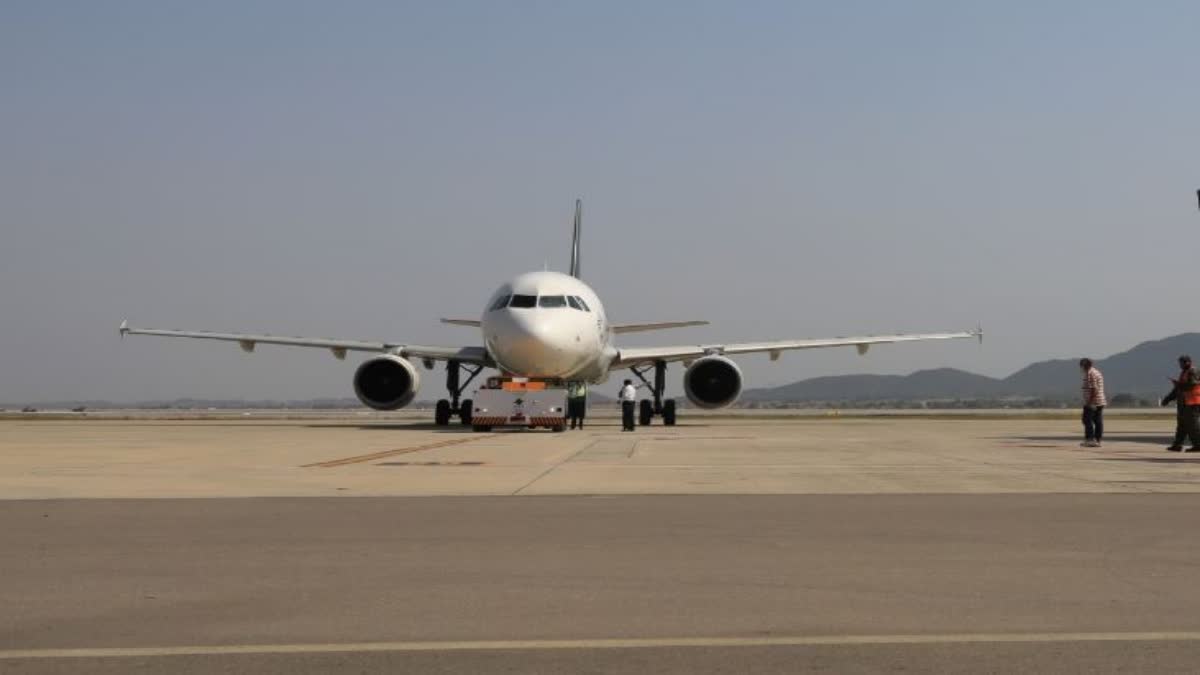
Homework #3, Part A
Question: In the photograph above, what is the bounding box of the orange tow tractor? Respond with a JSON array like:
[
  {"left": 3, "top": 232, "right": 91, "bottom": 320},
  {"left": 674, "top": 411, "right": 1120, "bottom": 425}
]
[{"left": 470, "top": 377, "right": 569, "bottom": 432}]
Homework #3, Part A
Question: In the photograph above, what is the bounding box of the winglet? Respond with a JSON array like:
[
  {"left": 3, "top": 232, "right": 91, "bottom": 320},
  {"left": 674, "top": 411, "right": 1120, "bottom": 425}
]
[
  {"left": 975, "top": 324, "right": 984, "bottom": 344},
  {"left": 119, "top": 320, "right": 129, "bottom": 338}
]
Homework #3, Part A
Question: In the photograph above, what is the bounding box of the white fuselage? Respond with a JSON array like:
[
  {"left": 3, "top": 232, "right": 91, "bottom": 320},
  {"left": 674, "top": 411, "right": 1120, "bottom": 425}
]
[{"left": 480, "top": 271, "right": 615, "bottom": 382}]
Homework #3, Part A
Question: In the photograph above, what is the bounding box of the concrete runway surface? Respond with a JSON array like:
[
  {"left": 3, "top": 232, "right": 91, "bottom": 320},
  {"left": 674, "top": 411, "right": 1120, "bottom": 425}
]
[{"left": 3, "top": 414, "right": 1200, "bottom": 673}]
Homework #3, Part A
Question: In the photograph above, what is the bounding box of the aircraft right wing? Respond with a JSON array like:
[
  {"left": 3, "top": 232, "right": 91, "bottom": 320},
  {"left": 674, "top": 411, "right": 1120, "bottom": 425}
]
[
  {"left": 119, "top": 321, "right": 492, "bottom": 365},
  {"left": 613, "top": 329, "right": 982, "bottom": 369}
]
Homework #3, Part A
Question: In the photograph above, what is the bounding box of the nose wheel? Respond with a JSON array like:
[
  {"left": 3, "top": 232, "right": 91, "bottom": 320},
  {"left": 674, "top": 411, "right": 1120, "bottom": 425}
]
[
  {"left": 435, "top": 360, "right": 483, "bottom": 426},
  {"left": 630, "top": 360, "right": 677, "bottom": 426}
]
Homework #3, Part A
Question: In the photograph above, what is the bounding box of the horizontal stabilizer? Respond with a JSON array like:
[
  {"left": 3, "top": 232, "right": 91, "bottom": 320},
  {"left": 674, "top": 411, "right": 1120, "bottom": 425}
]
[
  {"left": 612, "top": 321, "right": 709, "bottom": 335},
  {"left": 440, "top": 319, "right": 482, "bottom": 328}
]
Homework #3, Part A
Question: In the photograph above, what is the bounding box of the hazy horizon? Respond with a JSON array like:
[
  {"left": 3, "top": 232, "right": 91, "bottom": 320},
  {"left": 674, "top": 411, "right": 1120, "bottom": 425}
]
[{"left": 3, "top": 2, "right": 1198, "bottom": 402}]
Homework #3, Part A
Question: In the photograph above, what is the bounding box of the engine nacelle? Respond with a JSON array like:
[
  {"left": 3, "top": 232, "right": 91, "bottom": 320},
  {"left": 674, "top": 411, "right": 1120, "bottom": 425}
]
[
  {"left": 353, "top": 355, "right": 421, "bottom": 410},
  {"left": 683, "top": 355, "right": 743, "bottom": 409}
]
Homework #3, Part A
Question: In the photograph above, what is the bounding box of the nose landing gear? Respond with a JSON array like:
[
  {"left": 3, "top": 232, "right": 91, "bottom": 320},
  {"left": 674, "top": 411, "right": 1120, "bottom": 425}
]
[
  {"left": 435, "top": 360, "right": 484, "bottom": 426},
  {"left": 630, "top": 360, "right": 677, "bottom": 426}
]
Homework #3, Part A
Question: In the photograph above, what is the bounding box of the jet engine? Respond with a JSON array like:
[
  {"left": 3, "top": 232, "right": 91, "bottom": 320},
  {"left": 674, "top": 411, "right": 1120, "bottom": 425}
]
[
  {"left": 683, "top": 355, "right": 743, "bottom": 409},
  {"left": 353, "top": 355, "right": 421, "bottom": 410}
]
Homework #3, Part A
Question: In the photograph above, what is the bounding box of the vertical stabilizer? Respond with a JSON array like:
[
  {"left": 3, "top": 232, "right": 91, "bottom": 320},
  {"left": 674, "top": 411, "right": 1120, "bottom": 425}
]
[{"left": 569, "top": 199, "right": 582, "bottom": 278}]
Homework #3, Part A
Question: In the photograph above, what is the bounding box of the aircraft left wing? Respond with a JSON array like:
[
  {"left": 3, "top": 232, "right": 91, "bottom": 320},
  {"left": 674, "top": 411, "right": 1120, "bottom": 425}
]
[
  {"left": 119, "top": 321, "right": 492, "bottom": 365},
  {"left": 613, "top": 329, "right": 982, "bottom": 369}
]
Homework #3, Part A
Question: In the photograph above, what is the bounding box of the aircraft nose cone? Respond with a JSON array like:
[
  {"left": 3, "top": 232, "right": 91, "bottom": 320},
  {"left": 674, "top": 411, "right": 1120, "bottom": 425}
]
[{"left": 497, "top": 312, "right": 578, "bottom": 377}]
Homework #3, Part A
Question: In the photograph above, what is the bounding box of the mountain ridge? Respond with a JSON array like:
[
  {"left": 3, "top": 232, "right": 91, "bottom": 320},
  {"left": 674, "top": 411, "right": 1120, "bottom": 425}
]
[{"left": 741, "top": 332, "right": 1200, "bottom": 403}]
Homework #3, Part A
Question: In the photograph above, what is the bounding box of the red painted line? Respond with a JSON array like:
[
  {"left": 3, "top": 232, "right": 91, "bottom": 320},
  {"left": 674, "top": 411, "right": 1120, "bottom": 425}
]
[{"left": 302, "top": 435, "right": 490, "bottom": 468}]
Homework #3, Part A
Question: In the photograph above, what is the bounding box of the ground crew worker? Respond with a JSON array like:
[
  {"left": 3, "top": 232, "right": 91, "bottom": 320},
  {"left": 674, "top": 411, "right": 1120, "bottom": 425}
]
[
  {"left": 1162, "top": 355, "right": 1200, "bottom": 452},
  {"left": 567, "top": 381, "right": 587, "bottom": 429},
  {"left": 1079, "top": 358, "right": 1106, "bottom": 447},
  {"left": 618, "top": 379, "right": 637, "bottom": 431}
]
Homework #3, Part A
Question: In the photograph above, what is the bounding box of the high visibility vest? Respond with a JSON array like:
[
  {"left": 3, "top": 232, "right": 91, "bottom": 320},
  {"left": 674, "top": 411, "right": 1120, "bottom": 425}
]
[{"left": 1182, "top": 368, "right": 1200, "bottom": 405}]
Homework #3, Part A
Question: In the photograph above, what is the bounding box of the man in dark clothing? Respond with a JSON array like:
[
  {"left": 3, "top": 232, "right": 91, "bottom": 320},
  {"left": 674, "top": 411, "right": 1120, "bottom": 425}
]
[{"left": 1162, "top": 355, "right": 1200, "bottom": 452}]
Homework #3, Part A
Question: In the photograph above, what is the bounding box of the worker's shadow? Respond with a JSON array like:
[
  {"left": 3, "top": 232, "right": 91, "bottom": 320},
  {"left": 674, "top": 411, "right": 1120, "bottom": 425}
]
[
  {"left": 1092, "top": 456, "right": 1200, "bottom": 464},
  {"left": 1000, "top": 433, "right": 1172, "bottom": 446}
]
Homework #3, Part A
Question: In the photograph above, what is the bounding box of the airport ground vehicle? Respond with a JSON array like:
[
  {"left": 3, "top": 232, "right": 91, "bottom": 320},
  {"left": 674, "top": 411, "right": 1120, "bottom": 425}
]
[{"left": 469, "top": 377, "right": 568, "bottom": 432}]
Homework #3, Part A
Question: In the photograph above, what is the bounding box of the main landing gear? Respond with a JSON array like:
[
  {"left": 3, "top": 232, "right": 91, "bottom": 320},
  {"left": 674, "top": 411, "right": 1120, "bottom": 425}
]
[
  {"left": 630, "top": 360, "right": 677, "bottom": 427},
  {"left": 435, "top": 360, "right": 484, "bottom": 427}
]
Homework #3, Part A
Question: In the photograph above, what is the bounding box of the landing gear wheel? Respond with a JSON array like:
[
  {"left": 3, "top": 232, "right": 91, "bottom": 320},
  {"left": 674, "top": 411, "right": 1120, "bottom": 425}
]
[
  {"left": 552, "top": 425, "right": 566, "bottom": 433},
  {"left": 639, "top": 400, "right": 654, "bottom": 427},
  {"left": 663, "top": 399, "right": 677, "bottom": 426},
  {"left": 459, "top": 399, "right": 473, "bottom": 426},
  {"left": 435, "top": 399, "right": 451, "bottom": 426}
]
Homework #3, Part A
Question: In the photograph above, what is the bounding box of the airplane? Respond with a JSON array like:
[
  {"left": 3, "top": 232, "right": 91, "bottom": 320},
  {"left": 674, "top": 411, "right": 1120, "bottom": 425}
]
[{"left": 120, "top": 200, "right": 982, "bottom": 427}]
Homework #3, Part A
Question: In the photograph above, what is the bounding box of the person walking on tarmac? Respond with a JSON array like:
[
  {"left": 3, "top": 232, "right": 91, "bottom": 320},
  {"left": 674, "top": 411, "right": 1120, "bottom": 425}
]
[
  {"left": 618, "top": 379, "right": 638, "bottom": 431},
  {"left": 567, "top": 381, "right": 588, "bottom": 430},
  {"left": 1162, "top": 355, "right": 1200, "bottom": 452},
  {"left": 1079, "top": 358, "right": 1106, "bottom": 447}
]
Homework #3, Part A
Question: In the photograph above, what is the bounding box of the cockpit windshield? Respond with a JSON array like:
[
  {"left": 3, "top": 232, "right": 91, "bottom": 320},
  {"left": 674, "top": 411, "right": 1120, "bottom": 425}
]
[
  {"left": 509, "top": 294, "right": 537, "bottom": 308},
  {"left": 538, "top": 295, "right": 567, "bottom": 308}
]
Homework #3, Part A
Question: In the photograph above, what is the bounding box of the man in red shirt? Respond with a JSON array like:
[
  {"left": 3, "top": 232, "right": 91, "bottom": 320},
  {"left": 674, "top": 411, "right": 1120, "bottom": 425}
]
[{"left": 1080, "top": 358, "right": 1106, "bottom": 448}]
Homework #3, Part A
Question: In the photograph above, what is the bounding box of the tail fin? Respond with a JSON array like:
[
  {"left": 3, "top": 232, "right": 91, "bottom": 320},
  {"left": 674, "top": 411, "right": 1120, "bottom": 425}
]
[{"left": 569, "top": 199, "right": 582, "bottom": 279}]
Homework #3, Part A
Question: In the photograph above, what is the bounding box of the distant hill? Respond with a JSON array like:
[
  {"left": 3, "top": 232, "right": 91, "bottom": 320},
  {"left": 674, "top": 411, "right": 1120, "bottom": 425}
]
[
  {"left": 741, "top": 333, "right": 1200, "bottom": 403},
  {"left": 741, "top": 368, "right": 1003, "bottom": 402},
  {"left": 1003, "top": 333, "right": 1200, "bottom": 398}
]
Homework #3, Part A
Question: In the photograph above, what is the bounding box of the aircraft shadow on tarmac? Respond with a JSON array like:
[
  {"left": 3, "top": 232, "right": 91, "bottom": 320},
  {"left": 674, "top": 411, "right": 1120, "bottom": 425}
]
[
  {"left": 304, "top": 424, "right": 480, "bottom": 433},
  {"left": 301, "top": 423, "right": 702, "bottom": 432}
]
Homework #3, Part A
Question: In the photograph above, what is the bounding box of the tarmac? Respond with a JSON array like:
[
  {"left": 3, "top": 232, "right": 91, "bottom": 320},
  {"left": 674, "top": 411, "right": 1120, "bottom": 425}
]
[{"left": 3, "top": 412, "right": 1200, "bottom": 672}]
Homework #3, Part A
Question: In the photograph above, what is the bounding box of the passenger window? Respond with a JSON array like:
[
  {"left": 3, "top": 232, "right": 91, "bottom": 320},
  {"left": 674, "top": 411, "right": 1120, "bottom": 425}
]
[
  {"left": 574, "top": 296, "right": 591, "bottom": 312},
  {"left": 567, "top": 296, "right": 583, "bottom": 311},
  {"left": 538, "top": 295, "right": 567, "bottom": 308},
  {"left": 510, "top": 294, "right": 537, "bottom": 308},
  {"left": 489, "top": 295, "right": 511, "bottom": 311}
]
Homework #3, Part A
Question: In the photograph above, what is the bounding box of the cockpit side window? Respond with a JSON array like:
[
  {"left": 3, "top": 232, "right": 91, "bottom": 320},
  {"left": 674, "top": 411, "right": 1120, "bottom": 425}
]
[
  {"left": 567, "top": 296, "right": 583, "bottom": 311},
  {"left": 538, "top": 295, "right": 567, "bottom": 308},
  {"left": 489, "top": 294, "right": 511, "bottom": 311},
  {"left": 509, "top": 294, "right": 537, "bottom": 308},
  {"left": 574, "top": 296, "right": 591, "bottom": 312}
]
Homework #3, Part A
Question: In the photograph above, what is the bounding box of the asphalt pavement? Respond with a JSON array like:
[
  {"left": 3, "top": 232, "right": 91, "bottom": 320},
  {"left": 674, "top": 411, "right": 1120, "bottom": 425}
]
[{"left": 4, "top": 493, "right": 1200, "bottom": 673}]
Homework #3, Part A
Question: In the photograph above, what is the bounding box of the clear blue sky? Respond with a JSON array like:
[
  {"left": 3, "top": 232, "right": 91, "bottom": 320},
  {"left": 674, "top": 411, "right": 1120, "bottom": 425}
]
[{"left": 2, "top": 1, "right": 1198, "bottom": 401}]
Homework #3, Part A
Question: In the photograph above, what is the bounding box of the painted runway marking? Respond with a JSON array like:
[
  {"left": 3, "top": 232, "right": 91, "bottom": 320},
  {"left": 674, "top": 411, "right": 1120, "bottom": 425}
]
[
  {"left": 302, "top": 435, "right": 490, "bottom": 468},
  {"left": 8, "top": 631, "right": 1200, "bottom": 660}
]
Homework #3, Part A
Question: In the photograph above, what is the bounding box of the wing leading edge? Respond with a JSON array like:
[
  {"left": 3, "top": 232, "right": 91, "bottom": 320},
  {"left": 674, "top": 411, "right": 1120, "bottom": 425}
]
[
  {"left": 614, "top": 329, "right": 982, "bottom": 369},
  {"left": 611, "top": 320, "right": 709, "bottom": 334},
  {"left": 118, "top": 321, "right": 491, "bottom": 365}
]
